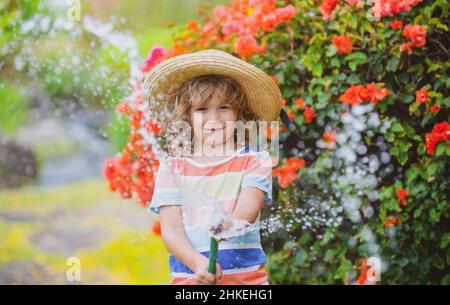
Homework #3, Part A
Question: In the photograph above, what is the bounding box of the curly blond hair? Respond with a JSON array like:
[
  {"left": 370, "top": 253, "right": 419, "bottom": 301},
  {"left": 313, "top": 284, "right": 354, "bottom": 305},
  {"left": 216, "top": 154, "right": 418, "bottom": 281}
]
[{"left": 161, "top": 75, "right": 260, "bottom": 155}]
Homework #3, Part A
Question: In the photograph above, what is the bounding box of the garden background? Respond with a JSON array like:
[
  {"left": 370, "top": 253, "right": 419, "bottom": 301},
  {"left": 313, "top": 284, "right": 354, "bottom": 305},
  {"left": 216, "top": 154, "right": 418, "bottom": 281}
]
[{"left": 0, "top": 0, "right": 448, "bottom": 284}]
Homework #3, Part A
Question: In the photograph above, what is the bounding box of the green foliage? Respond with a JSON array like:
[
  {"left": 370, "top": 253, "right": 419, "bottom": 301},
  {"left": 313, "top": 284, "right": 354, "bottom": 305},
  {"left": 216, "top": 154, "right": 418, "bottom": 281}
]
[
  {"left": 255, "top": 0, "right": 449, "bottom": 284},
  {"left": 0, "top": 83, "right": 29, "bottom": 135}
]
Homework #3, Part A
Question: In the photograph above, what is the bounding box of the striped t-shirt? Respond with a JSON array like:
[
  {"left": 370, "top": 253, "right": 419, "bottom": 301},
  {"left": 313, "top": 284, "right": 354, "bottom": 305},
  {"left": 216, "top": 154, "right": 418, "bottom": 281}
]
[{"left": 149, "top": 146, "right": 273, "bottom": 285}]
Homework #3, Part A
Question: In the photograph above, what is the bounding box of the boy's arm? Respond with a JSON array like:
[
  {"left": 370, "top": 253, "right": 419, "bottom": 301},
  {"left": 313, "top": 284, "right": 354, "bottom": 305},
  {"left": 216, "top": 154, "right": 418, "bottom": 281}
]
[
  {"left": 159, "top": 205, "right": 223, "bottom": 284},
  {"left": 230, "top": 187, "right": 266, "bottom": 224},
  {"left": 159, "top": 205, "right": 206, "bottom": 272}
]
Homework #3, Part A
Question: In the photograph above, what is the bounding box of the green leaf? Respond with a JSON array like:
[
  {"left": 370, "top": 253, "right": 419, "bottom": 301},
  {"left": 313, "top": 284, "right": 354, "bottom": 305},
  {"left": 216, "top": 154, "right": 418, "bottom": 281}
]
[
  {"left": 316, "top": 92, "right": 329, "bottom": 109},
  {"left": 335, "top": 259, "right": 352, "bottom": 280},
  {"left": 294, "top": 249, "right": 308, "bottom": 266},
  {"left": 435, "top": 143, "right": 446, "bottom": 157},
  {"left": 331, "top": 57, "right": 341, "bottom": 67},
  {"left": 326, "top": 45, "right": 337, "bottom": 57},
  {"left": 312, "top": 63, "right": 323, "bottom": 77},
  {"left": 275, "top": 72, "right": 285, "bottom": 84},
  {"left": 404, "top": 95, "right": 414, "bottom": 104},
  {"left": 345, "top": 52, "right": 367, "bottom": 63},
  {"left": 387, "top": 57, "right": 400, "bottom": 72},
  {"left": 324, "top": 249, "right": 336, "bottom": 262},
  {"left": 429, "top": 209, "right": 440, "bottom": 222},
  {"left": 390, "top": 146, "right": 399, "bottom": 156},
  {"left": 409, "top": 102, "right": 420, "bottom": 116},
  {"left": 441, "top": 233, "right": 450, "bottom": 249},
  {"left": 347, "top": 73, "right": 360, "bottom": 84},
  {"left": 426, "top": 162, "right": 438, "bottom": 176},
  {"left": 429, "top": 17, "right": 448, "bottom": 31},
  {"left": 398, "top": 151, "right": 408, "bottom": 165},
  {"left": 414, "top": 206, "right": 423, "bottom": 219},
  {"left": 417, "top": 143, "right": 426, "bottom": 155},
  {"left": 391, "top": 122, "right": 404, "bottom": 132},
  {"left": 399, "top": 141, "right": 411, "bottom": 152},
  {"left": 345, "top": 52, "right": 367, "bottom": 71},
  {"left": 403, "top": 124, "right": 416, "bottom": 138},
  {"left": 406, "top": 167, "right": 418, "bottom": 182}
]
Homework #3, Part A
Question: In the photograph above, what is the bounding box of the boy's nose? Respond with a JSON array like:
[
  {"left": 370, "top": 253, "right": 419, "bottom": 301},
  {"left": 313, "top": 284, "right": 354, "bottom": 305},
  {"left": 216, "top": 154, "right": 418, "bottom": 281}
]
[
  {"left": 204, "top": 111, "right": 222, "bottom": 126},
  {"left": 204, "top": 120, "right": 223, "bottom": 129}
]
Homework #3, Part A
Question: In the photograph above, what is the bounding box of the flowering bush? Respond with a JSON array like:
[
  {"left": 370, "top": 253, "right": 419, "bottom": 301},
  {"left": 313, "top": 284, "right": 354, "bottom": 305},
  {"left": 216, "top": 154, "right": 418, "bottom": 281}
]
[{"left": 105, "top": 0, "right": 449, "bottom": 284}]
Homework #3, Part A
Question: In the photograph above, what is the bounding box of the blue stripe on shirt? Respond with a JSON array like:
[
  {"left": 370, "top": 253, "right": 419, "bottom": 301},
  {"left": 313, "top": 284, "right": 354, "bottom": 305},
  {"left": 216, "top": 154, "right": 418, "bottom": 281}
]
[{"left": 169, "top": 248, "right": 267, "bottom": 274}]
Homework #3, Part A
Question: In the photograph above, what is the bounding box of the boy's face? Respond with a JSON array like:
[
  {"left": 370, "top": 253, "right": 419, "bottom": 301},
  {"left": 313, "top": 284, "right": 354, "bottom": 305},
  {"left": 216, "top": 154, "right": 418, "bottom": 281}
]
[{"left": 190, "top": 97, "right": 237, "bottom": 153}]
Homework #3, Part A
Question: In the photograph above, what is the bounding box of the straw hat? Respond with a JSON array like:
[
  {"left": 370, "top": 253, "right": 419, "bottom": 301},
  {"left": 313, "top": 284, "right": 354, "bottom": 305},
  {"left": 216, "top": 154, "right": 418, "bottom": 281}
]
[{"left": 142, "top": 49, "right": 282, "bottom": 122}]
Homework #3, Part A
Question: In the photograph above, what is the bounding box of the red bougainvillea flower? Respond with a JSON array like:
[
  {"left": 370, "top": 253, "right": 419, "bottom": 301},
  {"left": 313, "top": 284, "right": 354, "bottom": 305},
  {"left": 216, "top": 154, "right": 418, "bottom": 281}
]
[
  {"left": 104, "top": 85, "right": 162, "bottom": 206},
  {"left": 319, "top": 0, "right": 338, "bottom": 21},
  {"left": 286, "top": 157, "right": 306, "bottom": 169},
  {"left": 323, "top": 131, "right": 337, "bottom": 149},
  {"left": 209, "top": 1, "right": 295, "bottom": 58},
  {"left": 286, "top": 108, "right": 294, "bottom": 122},
  {"left": 272, "top": 157, "right": 306, "bottom": 189},
  {"left": 103, "top": 157, "right": 133, "bottom": 199},
  {"left": 338, "top": 83, "right": 390, "bottom": 106},
  {"left": 332, "top": 35, "right": 353, "bottom": 54},
  {"left": 389, "top": 20, "right": 403, "bottom": 30},
  {"left": 213, "top": 5, "right": 230, "bottom": 22},
  {"left": 365, "top": 82, "right": 390, "bottom": 105},
  {"left": 295, "top": 98, "right": 305, "bottom": 109},
  {"left": 385, "top": 216, "right": 402, "bottom": 228},
  {"left": 399, "top": 42, "right": 414, "bottom": 54},
  {"left": 372, "top": 0, "right": 423, "bottom": 19},
  {"left": 270, "top": 75, "right": 278, "bottom": 84},
  {"left": 187, "top": 20, "right": 199, "bottom": 31},
  {"left": 235, "top": 33, "right": 266, "bottom": 58},
  {"left": 140, "top": 47, "right": 167, "bottom": 73},
  {"left": 430, "top": 104, "right": 440, "bottom": 113},
  {"left": 338, "top": 85, "right": 368, "bottom": 105},
  {"left": 403, "top": 24, "right": 426, "bottom": 47},
  {"left": 152, "top": 220, "right": 161, "bottom": 237},
  {"left": 400, "top": 24, "right": 426, "bottom": 54},
  {"left": 222, "top": 20, "right": 243, "bottom": 36},
  {"left": 261, "top": 12, "right": 278, "bottom": 32},
  {"left": 274, "top": 4, "right": 296, "bottom": 23},
  {"left": 415, "top": 88, "right": 429, "bottom": 104},
  {"left": 396, "top": 188, "right": 409, "bottom": 206},
  {"left": 303, "top": 106, "right": 317, "bottom": 124},
  {"left": 116, "top": 101, "right": 133, "bottom": 116},
  {"left": 425, "top": 122, "right": 450, "bottom": 155}
]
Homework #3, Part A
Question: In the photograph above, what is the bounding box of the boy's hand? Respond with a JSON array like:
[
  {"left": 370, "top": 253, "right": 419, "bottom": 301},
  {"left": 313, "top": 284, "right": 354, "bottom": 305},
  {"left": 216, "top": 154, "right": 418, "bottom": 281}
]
[{"left": 193, "top": 255, "right": 223, "bottom": 285}]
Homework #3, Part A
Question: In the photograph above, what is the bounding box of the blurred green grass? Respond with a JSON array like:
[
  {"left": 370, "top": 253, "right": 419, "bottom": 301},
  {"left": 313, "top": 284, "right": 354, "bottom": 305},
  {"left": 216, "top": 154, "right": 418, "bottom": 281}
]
[
  {"left": 136, "top": 27, "right": 174, "bottom": 54},
  {"left": 0, "top": 179, "right": 170, "bottom": 284}
]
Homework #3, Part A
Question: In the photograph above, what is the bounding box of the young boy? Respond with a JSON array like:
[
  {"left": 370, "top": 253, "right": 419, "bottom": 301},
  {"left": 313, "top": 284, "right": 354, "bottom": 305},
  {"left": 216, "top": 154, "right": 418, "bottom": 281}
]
[{"left": 144, "top": 49, "right": 282, "bottom": 285}]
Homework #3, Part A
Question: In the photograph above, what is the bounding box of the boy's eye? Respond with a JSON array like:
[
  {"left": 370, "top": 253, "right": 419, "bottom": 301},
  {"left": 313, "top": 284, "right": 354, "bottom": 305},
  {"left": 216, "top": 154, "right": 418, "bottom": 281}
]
[
  {"left": 195, "top": 107, "right": 207, "bottom": 112},
  {"left": 220, "top": 105, "right": 231, "bottom": 110}
]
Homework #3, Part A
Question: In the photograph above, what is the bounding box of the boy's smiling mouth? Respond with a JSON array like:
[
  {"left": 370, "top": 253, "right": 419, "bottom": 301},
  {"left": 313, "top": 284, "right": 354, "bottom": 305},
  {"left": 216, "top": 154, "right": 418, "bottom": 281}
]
[{"left": 204, "top": 127, "right": 224, "bottom": 133}]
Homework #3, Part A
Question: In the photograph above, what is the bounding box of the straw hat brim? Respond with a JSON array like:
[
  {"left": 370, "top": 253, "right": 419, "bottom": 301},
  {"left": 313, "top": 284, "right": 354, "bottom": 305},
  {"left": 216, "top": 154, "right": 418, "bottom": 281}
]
[{"left": 142, "top": 49, "right": 282, "bottom": 122}]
